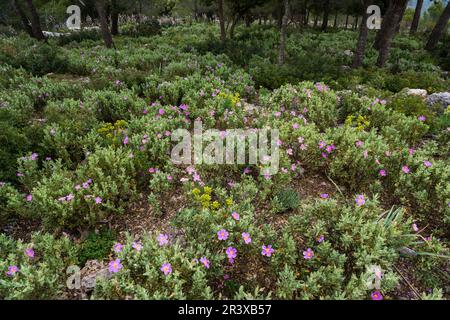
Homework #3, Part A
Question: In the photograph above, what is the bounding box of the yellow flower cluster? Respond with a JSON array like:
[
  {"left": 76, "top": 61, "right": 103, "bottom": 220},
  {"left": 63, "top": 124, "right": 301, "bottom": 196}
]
[
  {"left": 191, "top": 186, "right": 234, "bottom": 210},
  {"left": 345, "top": 115, "right": 370, "bottom": 132},
  {"left": 97, "top": 120, "right": 128, "bottom": 139},
  {"left": 218, "top": 92, "right": 240, "bottom": 107}
]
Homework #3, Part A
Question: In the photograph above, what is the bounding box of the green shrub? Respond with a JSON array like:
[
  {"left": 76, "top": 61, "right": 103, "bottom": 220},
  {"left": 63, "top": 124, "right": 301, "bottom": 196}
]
[
  {"left": 0, "top": 232, "right": 78, "bottom": 300},
  {"left": 272, "top": 188, "right": 300, "bottom": 213},
  {"left": 79, "top": 229, "right": 116, "bottom": 265}
]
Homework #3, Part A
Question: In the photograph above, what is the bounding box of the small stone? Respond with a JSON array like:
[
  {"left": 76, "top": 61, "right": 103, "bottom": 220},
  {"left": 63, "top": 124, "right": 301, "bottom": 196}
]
[
  {"left": 405, "top": 88, "right": 427, "bottom": 97},
  {"left": 343, "top": 50, "right": 353, "bottom": 57}
]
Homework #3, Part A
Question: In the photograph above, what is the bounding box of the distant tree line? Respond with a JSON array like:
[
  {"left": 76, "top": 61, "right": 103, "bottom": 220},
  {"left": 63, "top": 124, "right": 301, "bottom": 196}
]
[{"left": 2, "top": 0, "right": 449, "bottom": 66}]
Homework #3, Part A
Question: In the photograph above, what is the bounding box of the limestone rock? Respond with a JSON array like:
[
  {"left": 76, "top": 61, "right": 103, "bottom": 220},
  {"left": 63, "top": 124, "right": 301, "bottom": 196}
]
[
  {"left": 426, "top": 92, "right": 450, "bottom": 114},
  {"left": 405, "top": 88, "right": 428, "bottom": 97},
  {"left": 80, "top": 260, "right": 111, "bottom": 291}
]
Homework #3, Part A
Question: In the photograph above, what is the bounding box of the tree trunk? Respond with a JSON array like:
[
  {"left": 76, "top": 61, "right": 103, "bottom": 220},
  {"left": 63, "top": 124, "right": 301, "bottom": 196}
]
[
  {"left": 217, "top": 0, "right": 226, "bottom": 44},
  {"left": 95, "top": 0, "right": 114, "bottom": 49},
  {"left": 13, "top": 0, "right": 33, "bottom": 37},
  {"left": 278, "top": 0, "right": 289, "bottom": 66},
  {"left": 303, "top": 1, "right": 309, "bottom": 26},
  {"left": 345, "top": 14, "right": 349, "bottom": 29},
  {"left": 425, "top": 2, "right": 450, "bottom": 51},
  {"left": 377, "top": 0, "right": 408, "bottom": 67},
  {"left": 25, "top": 0, "right": 45, "bottom": 40},
  {"left": 321, "top": 0, "right": 330, "bottom": 31},
  {"left": 352, "top": 0, "right": 371, "bottom": 68},
  {"left": 333, "top": 12, "right": 338, "bottom": 29},
  {"left": 353, "top": 16, "right": 359, "bottom": 30},
  {"left": 410, "top": 0, "right": 423, "bottom": 35},
  {"left": 111, "top": 0, "right": 119, "bottom": 35},
  {"left": 374, "top": 1, "right": 394, "bottom": 50},
  {"left": 229, "top": 15, "right": 240, "bottom": 39},
  {"left": 305, "top": 9, "right": 309, "bottom": 26},
  {"left": 313, "top": 14, "right": 318, "bottom": 28},
  {"left": 395, "top": 1, "right": 408, "bottom": 33},
  {"left": 245, "top": 14, "right": 252, "bottom": 27}
]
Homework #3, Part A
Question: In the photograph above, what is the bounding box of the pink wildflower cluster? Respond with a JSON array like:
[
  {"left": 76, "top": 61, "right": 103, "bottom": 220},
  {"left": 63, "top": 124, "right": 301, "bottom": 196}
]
[
  {"left": 314, "top": 82, "right": 329, "bottom": 92},
  {"left": 183, "top": 166, "right": 202, "bottom": 185},
  {"left": 318, "top": 141, "right": 336, "bottom": 159}
]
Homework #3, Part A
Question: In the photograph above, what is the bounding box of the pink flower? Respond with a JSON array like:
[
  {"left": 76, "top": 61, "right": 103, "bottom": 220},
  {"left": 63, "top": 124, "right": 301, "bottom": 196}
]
[
  {"left": 158, "top": 108, "right": 165, "bottom": 115},
  {"left": 242, "top": 232, "right": 252, "bottom": 244},
  {"left": 109, "top": 259, "right": 123, "bottom": 273},
  {"left": 186, "top": 166, "right": 196, "bottom": 175},
  {"left": 423, "top": 160, "right": 432, "bottom": 168},
  {"left": 95, "top": 197, "right": 102, "bottom": 204},
  {"left": 200, "top": 256, "right": 210, "bottom": 269},
  {"left": 418, "top": 115, "right": 426, "bottom": 122},
  {"left": 379, "top": 169, "right": 387, "bottom": 177},
  {"left": 231, "top": 212, "right": 240, "bottom": 221},
  {"left": 320, "top": 193, "right": 329, "bottom": 199},
  {"left": 158, "top": 234, "right": 169, "bottom": 246},
  {"left": 293, "top": 123, "right": 299, "bottom": 129},
  {"left": 355, "top": 140, "right": 364, "bottom": 148},
  {"left": 303, "top": 248, "right": 314, "bottom": 259},
  {"left": 26, "top": 194, "right": 33, "bottom": 202},
  {"left": 286, "top": 148, "right": 293, "bottom": 155},
  {"left": 317, "top": 235, "right": 325, "bottom": 243},
  {"left": 113, "top": 243, "right": 123, "bottom": 253},
  {"left": 261, "top": 245, "right": 274, "bottom": 257},
  {"left": 25, "top": 248, "right": 35, "bottom": 258},
  {"left": 408, "top": 148, "right": 415, "bottom": 155},
  {"left": 355, "top": 194, "right": 365, "bottom": 206},
  {"left": 402, "top": 166, "right": 410, "bottom": 174},
  {"left": 123, "top": 136, "right": 129, "bottom": 145},
  {"left": 6, "top": 265, "right": 19, "bottom": 276},
  {"left": 132, "top": 242, "right": 143, "bottom": 251},
  {"left": 226, "top": 247, "right": 237, "bottom": 260},
  {"left": 217, "top": 229, "right": 229, "bottom": 241},
  {"left": 412, "top": 223, "right": 419, "bottom": 232},
  {"left": 371, "top": 291, "right": 383, "bottom": 300}
]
